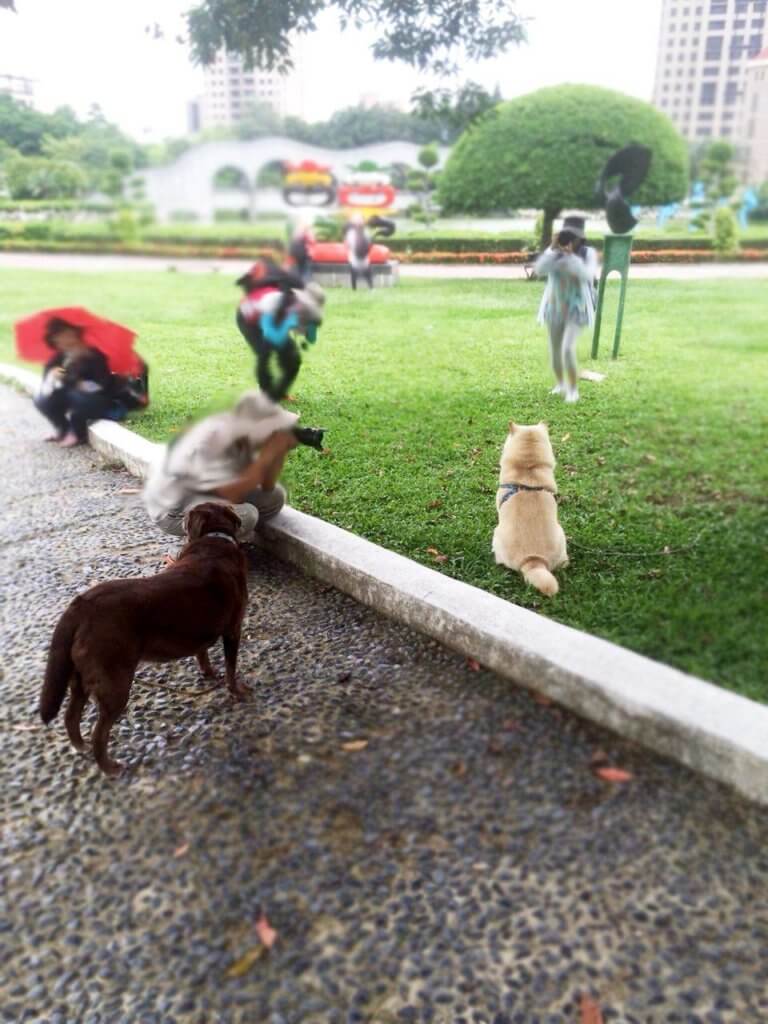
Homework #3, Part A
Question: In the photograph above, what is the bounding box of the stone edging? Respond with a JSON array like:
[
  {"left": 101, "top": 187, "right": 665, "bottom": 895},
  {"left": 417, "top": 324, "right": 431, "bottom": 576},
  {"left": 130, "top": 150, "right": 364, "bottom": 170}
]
[{"left": 2, "top": 361, "right": 767, "bottom": 805}]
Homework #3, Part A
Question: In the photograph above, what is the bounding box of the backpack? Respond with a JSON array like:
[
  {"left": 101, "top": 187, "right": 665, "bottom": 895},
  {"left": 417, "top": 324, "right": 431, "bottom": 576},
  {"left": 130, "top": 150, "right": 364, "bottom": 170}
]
[{"left": 106, "top": 359, "right": 150, "bottom": 420}]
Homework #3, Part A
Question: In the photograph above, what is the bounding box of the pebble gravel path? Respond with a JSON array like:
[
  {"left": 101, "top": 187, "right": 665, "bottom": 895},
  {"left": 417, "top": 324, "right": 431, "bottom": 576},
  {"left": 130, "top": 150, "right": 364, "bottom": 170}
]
[{"left": 1, "top": 385, "right": 767, "bottom": 1024}]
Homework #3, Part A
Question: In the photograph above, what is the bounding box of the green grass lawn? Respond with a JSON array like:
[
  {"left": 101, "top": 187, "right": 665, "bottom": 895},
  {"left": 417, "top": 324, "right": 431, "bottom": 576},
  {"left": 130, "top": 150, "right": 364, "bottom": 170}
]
[{"left": 1, "top": 271, "right": 766, "bottom": 700}]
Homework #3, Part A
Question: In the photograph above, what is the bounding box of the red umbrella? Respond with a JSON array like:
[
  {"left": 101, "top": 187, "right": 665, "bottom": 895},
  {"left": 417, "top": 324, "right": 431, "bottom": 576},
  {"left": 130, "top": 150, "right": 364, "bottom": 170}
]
[{"left": 14, "top": 306, "right": 141, "bottom": 376}]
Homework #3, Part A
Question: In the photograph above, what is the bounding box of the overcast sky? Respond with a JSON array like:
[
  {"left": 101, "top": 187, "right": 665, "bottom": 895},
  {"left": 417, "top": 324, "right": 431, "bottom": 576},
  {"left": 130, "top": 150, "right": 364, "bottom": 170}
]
[{"left": 0, "top": 0, "right": 664, "bottom": 140}]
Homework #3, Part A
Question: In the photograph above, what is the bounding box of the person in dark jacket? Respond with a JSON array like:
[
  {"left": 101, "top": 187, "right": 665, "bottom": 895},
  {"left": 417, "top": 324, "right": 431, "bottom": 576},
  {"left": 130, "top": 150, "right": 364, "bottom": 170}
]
[{"left": 34, "top": 317, "right": 114, "bottom": 447}]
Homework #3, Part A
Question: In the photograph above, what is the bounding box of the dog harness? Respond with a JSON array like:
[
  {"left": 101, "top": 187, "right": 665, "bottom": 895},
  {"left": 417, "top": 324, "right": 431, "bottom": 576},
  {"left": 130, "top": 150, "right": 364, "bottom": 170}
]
[
  {"left": 498, "top": 482, "right": 549, "bottom": 508},
  {"left": 204, "top": 531, "right": 239, "bottom": 546}
]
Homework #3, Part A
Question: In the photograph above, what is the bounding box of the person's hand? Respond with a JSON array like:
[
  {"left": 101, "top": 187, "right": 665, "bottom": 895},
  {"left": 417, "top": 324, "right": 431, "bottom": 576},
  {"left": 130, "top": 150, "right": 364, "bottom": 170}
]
[{"left": 52, "top": 367, "right": 66, "bottom": 380}]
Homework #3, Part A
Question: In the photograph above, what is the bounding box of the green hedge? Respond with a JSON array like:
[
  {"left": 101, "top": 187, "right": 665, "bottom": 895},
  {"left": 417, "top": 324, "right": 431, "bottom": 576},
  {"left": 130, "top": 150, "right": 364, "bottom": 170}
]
[{"left": 0, "top": 198, "right": 116, "bottom": 213}]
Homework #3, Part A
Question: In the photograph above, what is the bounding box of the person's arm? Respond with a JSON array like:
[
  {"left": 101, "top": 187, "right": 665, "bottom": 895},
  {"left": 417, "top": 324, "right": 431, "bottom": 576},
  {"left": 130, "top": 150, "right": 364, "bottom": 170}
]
[
  {"left": 212, "top": 431, "right": 297, "bottom": 502},
  {"left": 74, "top": 349, "right": 112, "bottom": 389},
  {"left": 533, "top": 246, "right": 560, "bottom": 277}
]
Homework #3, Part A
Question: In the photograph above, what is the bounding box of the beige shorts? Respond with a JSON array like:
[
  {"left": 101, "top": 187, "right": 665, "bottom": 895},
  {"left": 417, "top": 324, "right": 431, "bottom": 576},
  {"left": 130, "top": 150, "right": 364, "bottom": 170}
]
[{"left": 155, "top": 484, "right": 286, "bottom": 541}]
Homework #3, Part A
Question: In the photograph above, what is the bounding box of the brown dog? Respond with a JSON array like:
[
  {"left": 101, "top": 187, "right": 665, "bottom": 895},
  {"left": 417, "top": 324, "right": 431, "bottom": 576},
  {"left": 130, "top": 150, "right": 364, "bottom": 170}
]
[{"left": 40, "top": 503, "right": 249, "bottom": 776}]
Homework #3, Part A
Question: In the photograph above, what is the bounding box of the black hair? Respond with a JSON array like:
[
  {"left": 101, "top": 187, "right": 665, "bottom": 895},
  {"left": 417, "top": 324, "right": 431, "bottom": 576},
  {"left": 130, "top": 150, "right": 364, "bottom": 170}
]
[
  {"left": 556, "top": 229, "right": 590, "bottom": 262},
  {"left": 44, "top": 317, "right": 81, "bottom": 349}
]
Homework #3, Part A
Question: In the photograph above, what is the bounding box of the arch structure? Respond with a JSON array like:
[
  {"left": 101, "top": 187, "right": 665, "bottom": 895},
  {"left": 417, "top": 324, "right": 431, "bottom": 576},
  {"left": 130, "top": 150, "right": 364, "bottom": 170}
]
[{"left": 138, "top": 137, "right": 449, "bottom": 222}]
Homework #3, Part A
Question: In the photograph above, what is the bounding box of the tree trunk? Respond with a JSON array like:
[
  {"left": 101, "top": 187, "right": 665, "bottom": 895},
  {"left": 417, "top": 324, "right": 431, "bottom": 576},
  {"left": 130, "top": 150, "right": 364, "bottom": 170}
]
[{"left": 540, "top": 207, "right": 561, "bottom": 251}]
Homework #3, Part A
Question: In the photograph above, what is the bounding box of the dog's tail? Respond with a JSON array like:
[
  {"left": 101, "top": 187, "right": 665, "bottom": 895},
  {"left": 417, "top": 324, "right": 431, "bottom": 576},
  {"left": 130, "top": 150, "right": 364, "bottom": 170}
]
[
  {"left": 40, "top": 602, "right": 79, "bottom": 723},
  {"left": 521, "top": 557, "right": 559, "bottom": 597}
]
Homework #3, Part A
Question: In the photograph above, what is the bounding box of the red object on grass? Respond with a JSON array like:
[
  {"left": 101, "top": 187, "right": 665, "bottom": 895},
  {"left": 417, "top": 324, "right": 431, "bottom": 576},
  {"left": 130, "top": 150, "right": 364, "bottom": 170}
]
[
  {"left": 14, "top": 306, "right": 141, "bottom": 376},
  {"left": 309, "top": 242, "right": 391, "bottom": 264}
]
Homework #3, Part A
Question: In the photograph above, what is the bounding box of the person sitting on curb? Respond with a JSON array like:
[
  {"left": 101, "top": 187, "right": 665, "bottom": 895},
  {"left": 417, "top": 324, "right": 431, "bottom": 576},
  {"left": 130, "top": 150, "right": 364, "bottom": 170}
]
[
  {"left": 34, "top": 317, "right": 113, "bottom": 447},
  {"left": 143, "top": 390, "right": 321, "bottom": 544}
]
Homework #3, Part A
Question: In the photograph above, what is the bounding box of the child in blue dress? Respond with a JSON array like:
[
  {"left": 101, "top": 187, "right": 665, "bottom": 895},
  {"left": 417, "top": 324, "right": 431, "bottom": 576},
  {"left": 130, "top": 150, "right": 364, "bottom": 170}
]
[{"left": 534, "top": 216, "right": 599, "bottom": 403}]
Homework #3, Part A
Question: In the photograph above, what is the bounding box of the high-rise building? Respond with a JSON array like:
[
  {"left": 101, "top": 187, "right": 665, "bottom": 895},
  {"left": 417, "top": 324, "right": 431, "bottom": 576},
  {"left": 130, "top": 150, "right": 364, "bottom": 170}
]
[
  {"left": 197, "top": 50, "right": 302, "bottom": 131},
  {"left": 0, "top": 72, "right": 35, "bottom": 107},
  {"left": 741, "top": 47, "right": 768, "bottom": 179},
  {"left": 652, "top": 0, "right": 767, "bottom": 142}
]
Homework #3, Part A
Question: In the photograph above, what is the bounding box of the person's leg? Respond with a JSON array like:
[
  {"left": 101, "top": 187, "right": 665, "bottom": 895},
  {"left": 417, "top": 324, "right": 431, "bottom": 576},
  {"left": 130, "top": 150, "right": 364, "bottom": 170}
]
[
  {"left": 548, "top": 320, "right": 566, "bottom": 394},
  {"left": 563, "top": 322, "right": 581, "bottom": 402},
  {"left": 364, "top": 263, "right": 373, "bottom": 289},
  {"left": 241, "top": 483, "right": 286, "bottom": 527},
  {"left": 61, "top": 390, "right": 112, "bottom": 445},
  {"left": 273, "top": 340, "right": 302, "bottom": 400},
  {"left": 350, "top": 266, "right": 358, "bottom": 290},
  {"left": 33, "top": 390, "right": 69, "bottom": 440}
]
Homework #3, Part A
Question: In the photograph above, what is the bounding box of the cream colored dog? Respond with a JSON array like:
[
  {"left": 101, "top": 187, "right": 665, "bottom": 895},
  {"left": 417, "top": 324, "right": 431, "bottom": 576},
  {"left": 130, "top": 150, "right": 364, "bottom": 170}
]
[{"left": 492, "top": 421, "right": 568, "bottom": 596}]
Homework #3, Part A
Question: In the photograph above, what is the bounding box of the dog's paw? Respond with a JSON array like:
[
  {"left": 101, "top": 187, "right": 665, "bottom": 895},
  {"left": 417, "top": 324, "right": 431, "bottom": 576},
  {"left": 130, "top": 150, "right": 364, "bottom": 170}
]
[
  {"left": 98, "top": 758, "right": 124, "bottom": 778},
  {"left": 228, "top": 678, "right": 251, "bottom": 701}
]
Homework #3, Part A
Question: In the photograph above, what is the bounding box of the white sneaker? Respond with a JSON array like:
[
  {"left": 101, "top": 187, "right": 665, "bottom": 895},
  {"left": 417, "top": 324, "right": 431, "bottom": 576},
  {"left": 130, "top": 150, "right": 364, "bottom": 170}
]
[
  {"left": 565, "top": 387, "right": 580, "bottom": 403},
  {"left": 550, "top": 383, "right": 565, "bottom": 396}
]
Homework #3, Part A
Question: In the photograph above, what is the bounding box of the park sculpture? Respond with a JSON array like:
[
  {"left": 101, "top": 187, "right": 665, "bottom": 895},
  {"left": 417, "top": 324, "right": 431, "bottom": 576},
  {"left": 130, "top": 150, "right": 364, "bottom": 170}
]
[{"left": 591, "top": 144, "right": 652, "bottom": 359}]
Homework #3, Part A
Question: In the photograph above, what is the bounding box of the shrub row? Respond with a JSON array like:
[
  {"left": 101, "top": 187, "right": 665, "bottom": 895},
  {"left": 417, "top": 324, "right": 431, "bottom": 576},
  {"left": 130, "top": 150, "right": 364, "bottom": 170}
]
[{"left": 1, "top": 238, "right": 766, "bottom": 264}]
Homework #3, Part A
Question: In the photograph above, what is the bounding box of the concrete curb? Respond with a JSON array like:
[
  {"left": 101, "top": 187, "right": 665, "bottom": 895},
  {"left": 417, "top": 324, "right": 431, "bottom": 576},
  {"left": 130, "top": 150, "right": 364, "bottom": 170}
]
[{"left": 3, "top": 361, "right": 767, "bottom": 804}]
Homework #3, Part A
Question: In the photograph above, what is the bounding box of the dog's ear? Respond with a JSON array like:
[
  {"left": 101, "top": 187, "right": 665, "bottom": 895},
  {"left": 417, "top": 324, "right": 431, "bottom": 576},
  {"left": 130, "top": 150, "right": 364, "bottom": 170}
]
[
  {"left": 538, "top": 420, "right": 549, "bottom": 431},
  {"left": 508, "top": 420, "right": 516, "bottom": 434},
  {"left": 184, "top": 506, "right": 206, "bottom": 541}
]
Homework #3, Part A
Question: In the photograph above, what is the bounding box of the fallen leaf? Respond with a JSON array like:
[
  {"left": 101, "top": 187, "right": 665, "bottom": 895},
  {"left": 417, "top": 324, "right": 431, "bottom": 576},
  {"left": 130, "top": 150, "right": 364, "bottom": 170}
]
[
  {"left": 501, "top": 719, "right": 520, "bottom": 732},
  {"left": 589, "top": 749, "right": 610, "bottom": 768},
  {"left": 255, "top": 913, "right": 278, "bottom": 949},
  {"left": 341, "top": 739, "right": 368, "bottom": 752},
  {"left": 285, "top": 394, "right": 298, "bottom": 402},
  {"left": 642, "top": 453, "right": 657, "bottom": 464},
  {"left": 427, "top": 499, "right": 443, "bottom": 510},
  {"left": 596, "top": 456, "right": 606, "bottom": 466},
  {"left": 487, "top": 737, "right": 503, "bottom": 755},
  {"left": 560, "top": 432, "right": 571, "bottom": 443},
  {"left": 12, "top": 724, "right": 38, "bottom": 731},
  {"left": 466, "top": 658, "right": 481, "bottom": 672},
  {"left": 595, "top": 766, "right": 633, "bottom": 783},
  {"left": 451, "top": 760, "right": 467, "bottom": 777},
  {"left": 173, "top": 841, "right": 189, "bottom": 858},
  {"left": 117, "top": 487, "right": 141, "bottom": 495},
  {"left": 580, "top": 993, "right": 604, "bottom": 1024},
  {"left": 621, "top": 436, "right": 631, "bottom": 446},
  {"left": 227, "top": 945, "right": 265, "bottom": 978},
  {"left": 426, "top": 546, "right": 448, "bottom": 563},
  {"left": 663, "top": 545, "right": 671, "bottom": 555},
  {"left": 532, "top": 692, "right": 553, "bottom": 706},
  {"left": 643, "top": 568, "right": 662, "bottom": 579},
  {"left": 321, "top": 447, "right": 332, "bottom": 456}
]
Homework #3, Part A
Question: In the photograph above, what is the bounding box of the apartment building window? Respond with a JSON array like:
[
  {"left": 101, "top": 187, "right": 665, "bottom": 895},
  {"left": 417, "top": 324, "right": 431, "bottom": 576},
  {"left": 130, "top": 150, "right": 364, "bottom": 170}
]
[
  {"left": 735, "top": 18, "right": 746, "bottom": 27},
  {"left": 700, "top": 81, "right": 717, "bottom": 104},
  {"left": 698, "top": 111, "right": 715, "bottom": 121},
  {"left": 752, "top": 17, "right": 766, "bottom": 27},
  {"left": 721, "top": 126, "right": 732, "bottom": 135},
  {"left": 708, "top": 19, "right": 726, "bottom": 28},
  {"left": 697, "top": 127, "right": 712, "bottom": 136},
  {"left": 730, "top": 34, "right": 744, "bottom": 56},
  {"left": 705, "top": 35, "right": 723, "bottom": 59},
  {"left": 728, "top": 64, "right": 741, "bottom": 74},
  {"left": 723, "top": 108, "right": 736, "bottom": 118},
  {"left": 703, "top": 65, "right": 720, "bottom": 74},
  {"left": 748, "top": 33, "right": 763, "bottom": 55},
  {"left": 755, "top": 1, "right": 767, "bottom": 11},
  {"left": 735, "top": 0, "right": 748, "bottom": 10},
  {"left": 709, "top": 0, "right": 726, "bottom": 11},
  {"left": 725, "top": 80, "right": 740, "bottom": 103}
]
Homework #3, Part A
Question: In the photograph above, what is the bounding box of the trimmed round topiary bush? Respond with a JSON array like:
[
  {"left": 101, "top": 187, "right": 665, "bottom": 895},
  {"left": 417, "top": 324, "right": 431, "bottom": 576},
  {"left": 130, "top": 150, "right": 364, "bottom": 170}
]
[{"left": 438, "top": 85, "right": 689, "bottom": 247}]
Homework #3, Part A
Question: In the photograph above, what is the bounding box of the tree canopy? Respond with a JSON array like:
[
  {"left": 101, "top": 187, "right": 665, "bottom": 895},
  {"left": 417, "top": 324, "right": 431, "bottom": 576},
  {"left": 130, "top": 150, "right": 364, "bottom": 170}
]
[
  {"left": 185, "top": 0, "right": 525, "bottom": 75},
  {"left": 437, "top": 85, "right": 689, "bottom": 245},
  {"left": 411, "top": 81, "right": 502, "bottom": 144}
]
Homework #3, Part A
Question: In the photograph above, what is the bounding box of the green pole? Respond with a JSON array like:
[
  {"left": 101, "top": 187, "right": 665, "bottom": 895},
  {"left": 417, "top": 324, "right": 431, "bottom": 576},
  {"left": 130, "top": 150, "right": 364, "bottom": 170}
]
[{"left": 591, "top": 233, "right": 634, "bottom": 359}]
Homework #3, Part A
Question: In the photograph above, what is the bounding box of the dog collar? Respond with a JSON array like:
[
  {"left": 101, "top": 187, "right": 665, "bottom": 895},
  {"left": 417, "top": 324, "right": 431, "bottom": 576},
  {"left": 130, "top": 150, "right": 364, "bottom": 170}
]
[
  {"left": 203, "top": 531, "right": 239, "bottom": 546},
  {"left": 498, "top": 482, "right": 550, "bottom": 508}
]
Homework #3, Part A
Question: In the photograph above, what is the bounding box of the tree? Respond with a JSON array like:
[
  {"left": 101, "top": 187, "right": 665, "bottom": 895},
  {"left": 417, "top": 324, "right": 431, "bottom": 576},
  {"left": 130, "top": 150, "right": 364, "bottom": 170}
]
[
  {"left": 411, "top": 80, "right": 502, "bottom": 143},
  {"left": 4, "top": 154, "right": 87, "bottom": 199},
  {"left": 235, "top": 100, "right": 282, "bottom": 140},
  {"left": 185, "top": 1, "right": 525, "bottom": 75},
  {"left": 699, "top": 141, "right": 738, "bottom": 202},
  {"left": 438, "top": 85, "right": 689, "bottom": 248}
]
